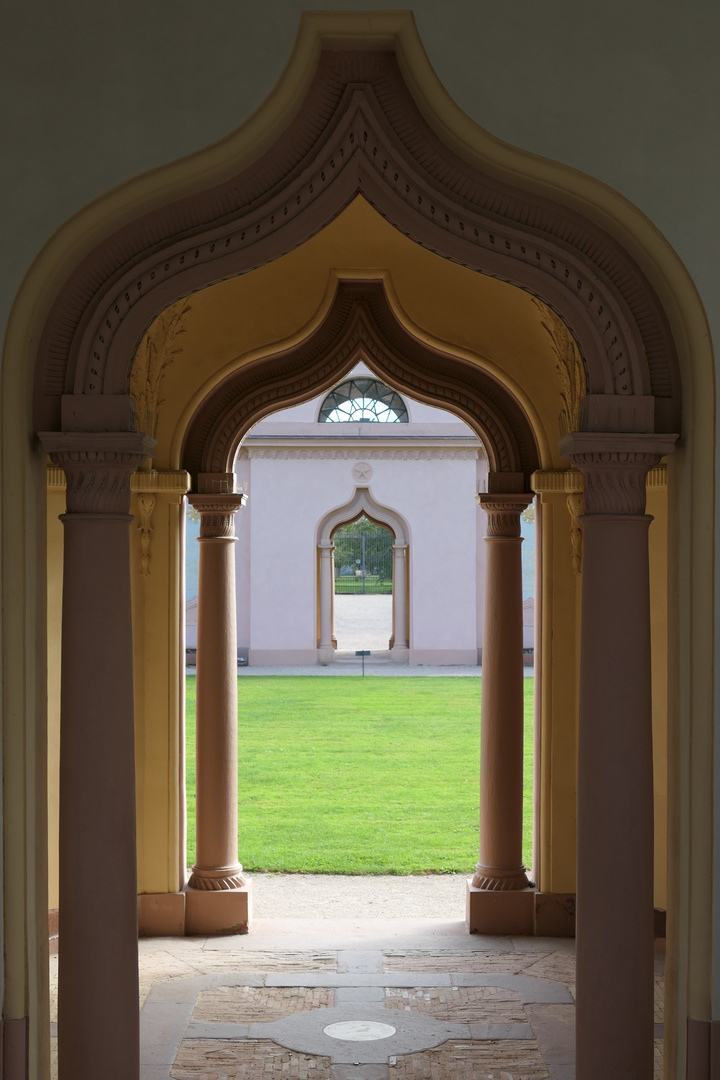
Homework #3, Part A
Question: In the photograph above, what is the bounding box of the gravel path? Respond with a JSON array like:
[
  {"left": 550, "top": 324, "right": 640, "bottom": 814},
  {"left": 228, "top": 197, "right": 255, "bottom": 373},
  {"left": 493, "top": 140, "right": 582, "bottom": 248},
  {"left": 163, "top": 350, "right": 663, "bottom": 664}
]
[
  {"left": 334, "top": 594, "right": 393, "bottom": 652},
  {"left": 250, "top": 873, "right": 468, "bottom": 919}
]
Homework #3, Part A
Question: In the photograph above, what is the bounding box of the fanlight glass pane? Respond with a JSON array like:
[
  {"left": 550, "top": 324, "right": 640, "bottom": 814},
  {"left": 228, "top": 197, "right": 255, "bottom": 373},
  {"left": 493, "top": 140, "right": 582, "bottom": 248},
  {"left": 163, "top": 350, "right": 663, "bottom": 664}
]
[{"left": 319, "top": 378, "right": 408, "bottom": 423}]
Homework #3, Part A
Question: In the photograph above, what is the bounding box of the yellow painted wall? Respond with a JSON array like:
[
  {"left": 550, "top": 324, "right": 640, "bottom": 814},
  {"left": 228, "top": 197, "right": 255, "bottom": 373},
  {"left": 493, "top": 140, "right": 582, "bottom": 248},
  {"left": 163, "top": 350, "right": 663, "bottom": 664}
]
[
  {"left": 648, "top": 477, "right": 669, "bottom": 910},
  {"left": 46, "top": 482, "right": 65, "bottom": 913},
  {"left": 130, "top": 474, "right": 189, "bottom": 896},
  {"left": 156, "top": 197, "right": 561, "bottom": 472},
  {"left": 533, "top": 485, "right": 581, "bottom": 894}
]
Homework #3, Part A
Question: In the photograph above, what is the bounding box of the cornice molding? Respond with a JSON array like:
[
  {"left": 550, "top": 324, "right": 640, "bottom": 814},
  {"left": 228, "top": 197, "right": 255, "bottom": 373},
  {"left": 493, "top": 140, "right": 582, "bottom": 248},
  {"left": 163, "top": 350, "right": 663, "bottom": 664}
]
[{"left": 247, "top": 447, "right": 479, "bottom": 461}]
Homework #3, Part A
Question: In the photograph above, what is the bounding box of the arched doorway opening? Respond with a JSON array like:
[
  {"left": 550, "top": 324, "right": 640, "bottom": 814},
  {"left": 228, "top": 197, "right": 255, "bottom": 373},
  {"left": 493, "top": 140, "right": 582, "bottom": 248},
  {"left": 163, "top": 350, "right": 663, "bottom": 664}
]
[
  {"left": 331, "top": 516, "right": 395, "bottom": 656},
  {"left": 17, "top": 17, "right": 701, "bottom": 1080},
  {"left": 317, "top": 487, "right": 410, "bottom": 663}
]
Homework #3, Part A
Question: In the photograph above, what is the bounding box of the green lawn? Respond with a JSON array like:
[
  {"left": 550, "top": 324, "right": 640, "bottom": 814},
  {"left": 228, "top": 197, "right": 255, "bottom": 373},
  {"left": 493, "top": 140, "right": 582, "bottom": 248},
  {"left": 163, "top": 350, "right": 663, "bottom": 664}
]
[{"left": 186, "top": 676, "right": 534, "bottom": 875}]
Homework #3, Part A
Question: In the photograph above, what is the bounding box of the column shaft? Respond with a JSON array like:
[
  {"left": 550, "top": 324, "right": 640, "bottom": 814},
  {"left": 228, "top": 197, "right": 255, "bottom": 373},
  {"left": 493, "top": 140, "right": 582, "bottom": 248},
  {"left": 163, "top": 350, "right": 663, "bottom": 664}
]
[
  {"left": 60, "top": 515, "right": 139, "bottom": 1079},
  {"left": 318, "top": 541, "right": 335, "bottom": 661},
  {"left": 473, "top": 495, "right": 531, "bottom": 890},
  {"left": 561, "top": 431, "right": 677, "bottom": 1080},
  {"left": 188, "top": 494, "right": 246, "bottom": 890},
  {"left": 576, "top": 514, "right": 654, "bottom": 1079},
  {"left": 40, "top": 431, "right": 153, "bottom": 1080},
  {"left": 392, "top": 542, "right": 408, "bottom": 656}
]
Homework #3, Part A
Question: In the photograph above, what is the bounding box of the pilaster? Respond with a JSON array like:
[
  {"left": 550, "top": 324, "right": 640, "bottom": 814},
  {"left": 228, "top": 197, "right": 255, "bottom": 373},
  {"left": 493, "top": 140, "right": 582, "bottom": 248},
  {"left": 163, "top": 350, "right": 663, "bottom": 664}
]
[{"left": 39, "top": 430, "right": 154, "bottom": 1080}]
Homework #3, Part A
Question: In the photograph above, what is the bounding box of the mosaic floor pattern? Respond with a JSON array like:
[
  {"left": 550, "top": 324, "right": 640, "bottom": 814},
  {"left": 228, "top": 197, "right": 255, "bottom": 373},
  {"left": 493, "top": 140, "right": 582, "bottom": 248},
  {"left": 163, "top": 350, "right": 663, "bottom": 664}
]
[{"left": 48, "top": 919, "right": 666, "bottom": 1079}]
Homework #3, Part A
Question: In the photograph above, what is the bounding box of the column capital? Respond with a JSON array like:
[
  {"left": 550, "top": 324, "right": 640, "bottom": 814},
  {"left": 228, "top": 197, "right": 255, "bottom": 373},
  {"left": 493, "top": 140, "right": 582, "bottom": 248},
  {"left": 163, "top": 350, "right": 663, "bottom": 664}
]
[
  {"left": 559, "top": 432, "right": 677, "bottom": 515},
  {"left": 318, "top": 539, "right": 335, "bottom": 552},
  {"left": 188, "top": 493, "right": 247, "bottom": 538},
  {"left": 39, "top": 431, "right": 155, "bottom": 514},
  {"left": 476, "top": 492, "right": 533, "bottom": 537}
]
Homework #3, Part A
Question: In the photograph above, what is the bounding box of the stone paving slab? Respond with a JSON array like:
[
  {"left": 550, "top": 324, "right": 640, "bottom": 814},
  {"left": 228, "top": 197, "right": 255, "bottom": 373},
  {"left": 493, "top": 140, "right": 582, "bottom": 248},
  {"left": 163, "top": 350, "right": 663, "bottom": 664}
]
[
  {"left": 194, "top": 950, "right": 338, "bottom": 970},
  {"left": 141, "top": 1003, "right": 195, "bottom": 1067},
  {"left": 384, "top": 950, "right": 552, "bottom": 974},
  {"left": 265, "top": 974, "right": 453, "bottom": 988},
  {"left": 338, "top": 950, "right": 384, "bottom": 973},
  {"left": 148, "top": 974, "right": 265, "bottom": 1004}
]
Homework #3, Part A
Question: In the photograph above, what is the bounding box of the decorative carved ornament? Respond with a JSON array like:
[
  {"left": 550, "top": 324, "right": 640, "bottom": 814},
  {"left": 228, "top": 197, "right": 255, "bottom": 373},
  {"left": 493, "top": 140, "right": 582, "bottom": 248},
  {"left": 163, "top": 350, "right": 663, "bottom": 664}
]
[
  {"left": 35, "top": 51, "right": 680, "bottom": 437},
  {"left": 46, "top": 466, "right": 191, "bottom": 494},
  {"left": 137, "top": 495, "right": 155, "bottom": 576},
  {"left": 188, "top": 865, "right": 246, "bottom": 891},
  {"left": 472, "top": 864, "right": 530, "bottom": 892},
  {"left": 532, "top": 299, "right": 586, "bottom": 437},
  {"left": 188, "top": 493, "right": 247, "bottom": 538},
  {"left": 130, "top": 299, "right": 191, "bottom": 448},
  {"left": 558, "top": 433, "right": 677, "bottom": 515},
  {"left": 566, "top": 493, "right": 584, "bottom": 575},
  {"left": 39, "top": 433, "right": 155, "bottom": 515},
  {"left": 477, "top": 493, "right": 534, "bottom": 538}
]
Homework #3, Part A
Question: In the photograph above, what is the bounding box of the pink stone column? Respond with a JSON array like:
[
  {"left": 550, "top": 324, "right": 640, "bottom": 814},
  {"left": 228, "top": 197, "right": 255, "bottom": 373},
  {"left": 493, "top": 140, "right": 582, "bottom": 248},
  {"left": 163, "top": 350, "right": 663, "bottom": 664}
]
[
  {"left": 185, "top": 492, "right": 252, "bottom": 933},
  {"left": 318, "top": 539, "right": 335, "bottom": 661},
  {"left": 39, "top": 431, "right": 154, "bottom": 1080},
  {"left": 560, "top": 432, "right": 677, "bottom": 1080},
  {"left": 391, "top": 541, "right": 409, "bottom": 659},
  {"left": 472, "top": 494, "right": 533, "bottom": 892}
]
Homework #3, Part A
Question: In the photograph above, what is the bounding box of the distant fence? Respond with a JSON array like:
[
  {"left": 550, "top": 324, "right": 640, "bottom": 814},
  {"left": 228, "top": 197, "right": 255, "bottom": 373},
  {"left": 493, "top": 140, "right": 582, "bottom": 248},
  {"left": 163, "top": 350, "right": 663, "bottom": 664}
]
[{"left": 333, "top": 522, "right": 393, "bottom": 595}]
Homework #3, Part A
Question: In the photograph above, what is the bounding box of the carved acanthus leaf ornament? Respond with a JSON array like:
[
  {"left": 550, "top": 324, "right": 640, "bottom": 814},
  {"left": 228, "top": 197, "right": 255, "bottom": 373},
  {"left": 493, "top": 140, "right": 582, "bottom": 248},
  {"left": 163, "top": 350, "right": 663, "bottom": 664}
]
[
  {"left": 566, "top": 492, "right": 584, "bottom": 575},
  {"left": 131, "top": 299, "right": 191, "bottom": 447},
  {"left": 533, "top": 299, "right": 586, "bottom": 437},
  {"left": 137, "top": 495, "right": 155, "bottom": 576}
]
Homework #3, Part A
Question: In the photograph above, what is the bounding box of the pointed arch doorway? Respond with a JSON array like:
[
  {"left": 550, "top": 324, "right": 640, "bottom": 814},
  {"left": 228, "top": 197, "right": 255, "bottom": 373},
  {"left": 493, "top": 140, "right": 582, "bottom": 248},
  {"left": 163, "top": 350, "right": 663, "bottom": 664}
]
[
  {"left": 317, "top": 487, "right": 410, "bottom": 663},
  {"left": 21, "top": 16, "right": 699, "bottom": 1080}
]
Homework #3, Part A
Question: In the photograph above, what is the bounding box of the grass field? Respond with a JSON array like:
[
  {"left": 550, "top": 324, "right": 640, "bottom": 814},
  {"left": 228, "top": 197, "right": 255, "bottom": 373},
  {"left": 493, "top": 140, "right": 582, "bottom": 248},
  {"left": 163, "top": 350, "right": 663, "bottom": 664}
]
[{"left": 186, "top": 676, "right": 534, "bottom": 875}]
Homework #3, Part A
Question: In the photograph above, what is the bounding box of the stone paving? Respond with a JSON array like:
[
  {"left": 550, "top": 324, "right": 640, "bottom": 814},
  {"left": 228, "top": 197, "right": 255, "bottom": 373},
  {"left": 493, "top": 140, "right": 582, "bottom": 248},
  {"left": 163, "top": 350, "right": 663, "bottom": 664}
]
[{"left": 48, "top": 890, "right": 665, "bottom": 1079}]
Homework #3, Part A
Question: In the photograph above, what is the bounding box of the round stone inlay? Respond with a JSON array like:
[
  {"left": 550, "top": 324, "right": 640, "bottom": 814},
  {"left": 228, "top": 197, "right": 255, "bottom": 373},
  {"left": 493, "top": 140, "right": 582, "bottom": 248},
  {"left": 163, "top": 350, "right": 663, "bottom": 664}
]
[{"left": 323, "top": 1021, "right": 396, "bottom": 1042}]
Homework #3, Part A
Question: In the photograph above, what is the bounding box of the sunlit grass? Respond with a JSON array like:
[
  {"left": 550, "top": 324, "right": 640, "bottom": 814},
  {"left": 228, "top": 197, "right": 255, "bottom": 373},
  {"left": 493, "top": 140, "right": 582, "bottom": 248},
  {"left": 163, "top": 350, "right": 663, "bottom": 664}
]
[{"left": 186, "top": 676, "right": 534, "bottom": 875}]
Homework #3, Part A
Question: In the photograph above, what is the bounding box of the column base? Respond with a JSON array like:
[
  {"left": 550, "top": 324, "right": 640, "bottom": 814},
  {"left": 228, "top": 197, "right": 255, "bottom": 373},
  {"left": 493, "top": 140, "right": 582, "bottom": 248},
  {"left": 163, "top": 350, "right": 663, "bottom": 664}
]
[
  {"left": 184, "top": 882, "right": 252, "bottom": 935},
  {"left": 138, "top": 892, "right": 187, "bottom": 936},
  {"left": 466, "top": 882, "right": 535, "bottom": 935},
  {"left": 317, "top": 647, "right": 335, "bottom": 663},
  {"left": 466, "top": 885, "right": 580, "bottom": 936},
  {"left": 391, "top": 645, "right": 409, "bottom": 663}
]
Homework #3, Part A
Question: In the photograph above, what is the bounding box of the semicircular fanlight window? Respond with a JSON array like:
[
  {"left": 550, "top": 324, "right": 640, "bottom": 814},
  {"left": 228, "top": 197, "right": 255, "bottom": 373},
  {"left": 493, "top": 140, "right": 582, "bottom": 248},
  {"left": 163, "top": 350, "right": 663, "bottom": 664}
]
[{"left": 319, "top": 378, "right": 408, "bottom": 423}]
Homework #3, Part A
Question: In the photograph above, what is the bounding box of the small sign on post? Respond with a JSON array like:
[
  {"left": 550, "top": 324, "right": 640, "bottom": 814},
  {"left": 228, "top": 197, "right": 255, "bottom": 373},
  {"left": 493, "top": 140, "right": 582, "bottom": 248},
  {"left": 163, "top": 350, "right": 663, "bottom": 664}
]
[{"left": 355, "top": 650, "right": 370, "bottom": 676}]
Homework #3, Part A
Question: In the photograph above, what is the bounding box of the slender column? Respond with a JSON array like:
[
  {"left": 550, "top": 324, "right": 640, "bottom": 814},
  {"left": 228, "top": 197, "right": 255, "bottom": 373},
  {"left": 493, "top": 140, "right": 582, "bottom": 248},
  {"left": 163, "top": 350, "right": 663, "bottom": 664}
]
[
  {"left": 560, "top": 432, "right": 676, "bottom": 1080},
  {"left": 472, "top": 493, "right": 533, "bottom": 890},
  {"left": 187, "top": 493, "right": 247, "bottom": 891},
  {"left": 39, "top": 431, "right": 154, "bottom": 1080},
  {"left": 391, "top": 541, "right": 409, "bottom": 658},
  {"left": 318, "top": 539, "right": 335, "bottom": 661}
]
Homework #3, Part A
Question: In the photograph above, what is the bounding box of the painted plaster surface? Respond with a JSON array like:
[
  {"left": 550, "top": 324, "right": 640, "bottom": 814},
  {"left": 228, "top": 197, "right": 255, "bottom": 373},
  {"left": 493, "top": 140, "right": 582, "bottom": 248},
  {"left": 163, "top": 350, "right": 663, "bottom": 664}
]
[{"left": 184, "top": 370, "right": 528, "bottom": 665}]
